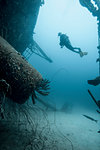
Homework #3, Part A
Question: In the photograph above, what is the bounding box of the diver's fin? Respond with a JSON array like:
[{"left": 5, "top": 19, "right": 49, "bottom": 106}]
[
  {"left": 98, "top": 130, "right": 100, "bottom": 133},
  {"left": 79, "top": 51, "right": 88, "bottom": 57},
  {"left": 83, "top": 52, "right": 88, "bottom": 55},
  {"left": 96, "top": 110, "right": 100, "bottom": 114}
]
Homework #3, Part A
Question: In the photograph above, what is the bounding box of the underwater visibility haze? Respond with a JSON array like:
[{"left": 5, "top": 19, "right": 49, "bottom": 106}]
[
  {"left": 31, "top": 0, "right": 99, "bottom": 109},
  {"left": 0, "top": 0, "right": 100, "bottom": 150}
]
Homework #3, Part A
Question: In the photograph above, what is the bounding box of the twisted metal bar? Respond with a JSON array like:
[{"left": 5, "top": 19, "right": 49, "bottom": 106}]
[
  {"left": 79, "top": 0, "right": 100, "bottom": 75},
  {"left": 79, "top": 0, "right": 98, "bottom": 16}
]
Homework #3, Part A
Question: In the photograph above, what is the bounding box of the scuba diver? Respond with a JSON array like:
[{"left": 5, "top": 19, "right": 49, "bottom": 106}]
[{"left": 58, "top": 32, "right": 88, "bottom": 57}]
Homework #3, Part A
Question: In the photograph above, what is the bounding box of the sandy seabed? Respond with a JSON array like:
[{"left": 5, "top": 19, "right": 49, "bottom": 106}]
[{"left": 0, "top": 104, "right": 100, "bottom": 150}]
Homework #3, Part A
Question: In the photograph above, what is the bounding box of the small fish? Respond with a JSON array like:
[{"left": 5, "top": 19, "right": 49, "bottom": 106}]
[
  {"left": 98, "top": 130, "right": 100, "bottom": 133},
  {"left": 83, "top": 114, "right": 98, "bottom": 123},
  {"left": 96, "top": 110, "right": 100, "bottom": 114}
]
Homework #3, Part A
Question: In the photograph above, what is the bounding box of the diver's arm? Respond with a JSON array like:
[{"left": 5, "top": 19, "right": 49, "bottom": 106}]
[
  {"left": 68, "top": 48, "right": 79, "bottom": 53},
  {"left": 59, "top": 42, "right": 64, "bottom": 48}
]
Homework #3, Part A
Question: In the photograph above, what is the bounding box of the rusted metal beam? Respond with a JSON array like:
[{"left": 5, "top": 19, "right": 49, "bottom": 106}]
[{"left": 23, "top": 40, "right": 53, "bottom": 63}]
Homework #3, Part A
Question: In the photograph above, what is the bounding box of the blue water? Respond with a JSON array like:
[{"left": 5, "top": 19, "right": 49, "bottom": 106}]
[
  {"left": 0, "top": 1, "right": 100, "bottom": 150},
  {"left": 28, "top": 2, "right": 100, "bottom": 148},
  {"left": 28, "top": 0, "right": 100, "bottom": 111}
]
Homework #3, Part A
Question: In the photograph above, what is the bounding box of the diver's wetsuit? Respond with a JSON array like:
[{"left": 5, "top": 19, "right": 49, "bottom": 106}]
[{"left": 59, "top": 34, "right": 81, "bottom": 53}]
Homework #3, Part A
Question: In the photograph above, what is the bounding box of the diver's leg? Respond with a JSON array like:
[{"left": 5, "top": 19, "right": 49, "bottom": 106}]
[
  {"left": 74, "top": 48, "right": 88, "bottom": 57},
  {"left": 65, "top": 42, "right": 81, "bottom": 53},
  {"left": 65, "top": 44, "right": 80, "bottom": 53},
  {"left": 65, "top": 43, "right": 88, "bottom": 57},
  {"left": 73, "top": 47, "right": 88, "bottom": 57},
  {"left": 73, "top": 47, "right": 81, "bottom": 53},
  {"left": 68, "top": 47, "right": 81, "bottom": 54}
]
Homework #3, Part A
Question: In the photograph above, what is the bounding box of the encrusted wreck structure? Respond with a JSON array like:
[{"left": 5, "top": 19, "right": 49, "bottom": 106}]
[
  {"left": 79, "top": 0, "right": 100, "bottom": 85},
  {"left": 0, "top": 0, "right": 40, "bottom": 53},
  {"left": 0, "top": 2, "right": 52, "bottom": 149},
  {"left": 0, "top": 0, "right": 52, "bottom": 62},
  {"left": 0, "top": 0, "right": 51, "bottom": 118},
  {"left": 0, "top": 36, "right": 50, "bottom": 105}
]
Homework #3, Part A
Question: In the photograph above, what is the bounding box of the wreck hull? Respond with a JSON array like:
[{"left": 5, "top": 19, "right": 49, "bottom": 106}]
[{"left": 0, "top": 36, "right": 42, "bottom": 104}]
